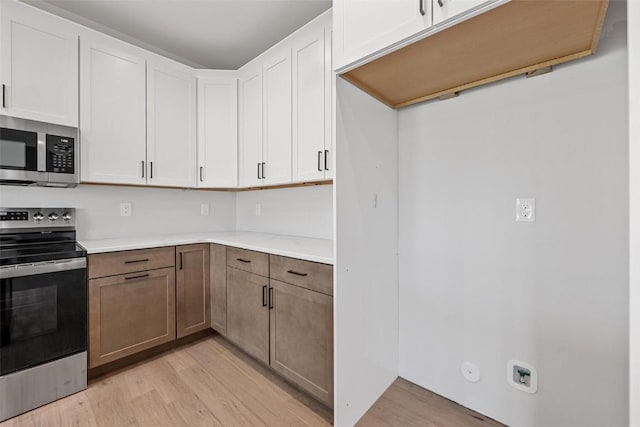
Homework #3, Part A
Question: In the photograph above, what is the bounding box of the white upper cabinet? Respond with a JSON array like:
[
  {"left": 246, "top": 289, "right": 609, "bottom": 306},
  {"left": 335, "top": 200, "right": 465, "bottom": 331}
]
[
  {"left": 80, "top": 34, "right": 146, "bottom": 185},
  {"left": 292, "top": 17, "right": 331, "bottom": 182},
  {"left": 433, "top": 0, "right": 498, "bottom": 26},
  {"left": 147, "top": 59, "right": 197, "bottom": 188},
  {"left": 238, "top": 10, "right": 333, "bottom": 188},
  {"left": 0, "top": 1, "right": 78, "bottom": 127},
  {"left": 262, "top": 47, "right": 293, "bottom": 186},
  {"left": 239, "top": 64, "right": 264, "bottom": 188},
  {"left": 333, "top": 0, "right": 431, "bottom": 71},
  {"left": 197, "top": 73, "right": 238, "bottom": 188}
]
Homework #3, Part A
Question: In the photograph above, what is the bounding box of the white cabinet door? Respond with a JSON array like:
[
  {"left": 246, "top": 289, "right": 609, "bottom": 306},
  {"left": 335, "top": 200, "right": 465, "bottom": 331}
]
[
  {"left": 262, "top": 48, "right": 292, "bottom": 186},
  {"left": 197, "top": 75, "right": 238, "bottom": 188},
  {"left": 80, "top": 35, "right": 146, "bottom": 185},
  {"left": 333, "top": 0, "right": 431, "bottom": 71},
  {"left": 147, "top": 60, "right": 196, "bottom": 188},
  {"left": 324, "top": 24, "right": 334, "bottom": 180},
  {"left": 433, "top": 0, "right": 496, "bottom": 25},
  {"left": 292, "top": 23, "right": 327, "bottom": 183},
  {"left": 0, "top": 1, "right": 78, "bottom": 126},
  {"left": 238, "top": 64, "right": 263, "bottom": 187}
]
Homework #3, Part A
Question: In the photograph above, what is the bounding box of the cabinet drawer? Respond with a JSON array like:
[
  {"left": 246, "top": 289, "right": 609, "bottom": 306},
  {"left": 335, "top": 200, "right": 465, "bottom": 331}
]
[
  {"left": 269, "top": 255, "right": 333, "bottom": 296},
  {"left": 226, "top": 247, "right": 269, "bottom": 277},
  {"left": 88, "top": 247, "right": 175, "bottom": 279}
]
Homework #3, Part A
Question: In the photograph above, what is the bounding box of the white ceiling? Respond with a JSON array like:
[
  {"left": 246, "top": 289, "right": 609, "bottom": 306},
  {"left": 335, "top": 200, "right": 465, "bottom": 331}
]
[{"left": 22, "top": 0, "right": 332, "bottom": 69}]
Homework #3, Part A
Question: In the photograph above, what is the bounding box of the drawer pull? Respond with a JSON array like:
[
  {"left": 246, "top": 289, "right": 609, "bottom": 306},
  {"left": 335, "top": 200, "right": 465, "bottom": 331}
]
[
  {"left": 236, "top": 258, "right": 251, "bottom": 263},
  {"left": 287, "top": 270, "right": 308, "bottom": 277},
  {"left": 124, "top": 259, "right": 149, "bottom": 264},
  {"left": 125, "top": 273, "right": 149, "bottom": 281}
]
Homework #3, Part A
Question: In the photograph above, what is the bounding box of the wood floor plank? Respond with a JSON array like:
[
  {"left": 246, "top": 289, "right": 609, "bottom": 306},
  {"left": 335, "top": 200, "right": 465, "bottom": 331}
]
[{"left": 130, "top": 390, "right": 189, "bottom": 427}]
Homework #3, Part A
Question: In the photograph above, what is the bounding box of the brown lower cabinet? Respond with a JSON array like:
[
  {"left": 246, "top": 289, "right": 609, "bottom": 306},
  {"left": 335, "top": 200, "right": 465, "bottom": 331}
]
[
  {"left": 89, "top": 267, "right": 176, "bottom": 368},
  {"left": 225, "top": 248, "right": 334, "bottom": 407},
  {"left": 226, "top": 267, "right": 270, "bottom": 364},
  {"left": 89, "top": 244, "right": 211, "bottom": 368},
  {"left": 269, "top": 279, "right": 333, "bottom": 406},
  {"left": 210, "top": 244, "right": 227, "bottom": 335},
  {"left": 176, "top": 244, "right": 211, "bottom": 338}
]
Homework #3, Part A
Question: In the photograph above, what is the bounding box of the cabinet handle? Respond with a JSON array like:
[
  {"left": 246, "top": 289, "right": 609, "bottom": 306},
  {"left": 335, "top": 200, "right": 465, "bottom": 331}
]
[
  {"left": 199, "top": 166, "right": 204, "bottom": 182},
  {"left": 257, "top": 162, "right": 261, "bottom": 180},
  {"left": 261, "top": 162, "right": 266, "bottom": 179},
  {"left": 268, "top": 287, "right": 274, "bottom": 309},
  {"left": 262, "top": 285, "right": 268, "bottom": 307},
  {"left": 125, "top": 273, "right": 149, "bottom": 281},
  {"left": 236, "top": 258, "right": 251, "bottom": 263},
  {"left": 179, "top": 252, "right": 183, "bottom": 270},
  {"left": 318, "top": 151, "right": 323, "bottom": 172},
  {"left": 419, "top": 0, "right": 427, "bottom": 15},
  {"left": 324, "top": 150, "right": 329, "bottom": 171},
  {"left": 124, "top": 258, "right": 149, "bottom": 264},
  {"left": 150, "top": 161, "right": 153, "bottom": 179},
  {"left": 287, "top": 270, "right": 308, "bottom": 277},
  {"left": 2, "top": 84, "right": 5, "bottom": 108},
  {"left": 437, "top": 0, "right": 444, "bottom": 7},
  {"left": 141, "top": 161, "right": 145, "bottom": 178}
]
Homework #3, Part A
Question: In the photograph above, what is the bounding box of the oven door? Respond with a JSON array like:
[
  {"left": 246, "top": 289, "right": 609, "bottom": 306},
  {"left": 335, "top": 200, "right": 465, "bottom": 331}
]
[
  {"left": 0, "top": 258, "right": 87, "bottom": 376},
  {"left": 0, "top": 127, "right": 47, "bottom": 185}
]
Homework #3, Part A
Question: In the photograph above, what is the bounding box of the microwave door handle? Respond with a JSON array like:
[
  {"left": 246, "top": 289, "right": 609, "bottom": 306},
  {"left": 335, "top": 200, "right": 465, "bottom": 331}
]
[{"left": 37, "top": 132, "right": 46, "bottom": 172}]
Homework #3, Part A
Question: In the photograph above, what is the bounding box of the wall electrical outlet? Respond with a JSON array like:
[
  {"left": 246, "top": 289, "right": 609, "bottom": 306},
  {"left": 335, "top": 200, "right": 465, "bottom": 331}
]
[
  {"left": 516, "top": 198, "right": 535, "bottom": 222},
  {"left": 200, "top": 203, "right": 210, "bottom": 216},
  {"left": 120, "top": 203, "right": 132, "bottom": 217},
  {"left": 255, "top": 203, "right": 261, "bottom": 216}
]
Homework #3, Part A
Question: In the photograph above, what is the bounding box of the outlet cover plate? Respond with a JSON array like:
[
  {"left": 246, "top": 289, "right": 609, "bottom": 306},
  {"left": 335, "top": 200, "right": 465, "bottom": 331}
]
[
  {"left": 507, "top": 359, "right": 538, "bottom": 393},
  {"left": 120, "top": 203, "right": 132, "bottom": 217},
  {"left": 516, "top": 198, "right": 535, "bottom": 222}
]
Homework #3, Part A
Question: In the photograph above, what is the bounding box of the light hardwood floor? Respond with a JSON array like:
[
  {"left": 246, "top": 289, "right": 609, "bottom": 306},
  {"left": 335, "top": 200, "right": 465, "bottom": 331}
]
[
  {"left": 357, "top": 378, "right": 503, "bottom": 427},
  {"left": 1, "top": 335, "right": 502, "bottom": 427}
]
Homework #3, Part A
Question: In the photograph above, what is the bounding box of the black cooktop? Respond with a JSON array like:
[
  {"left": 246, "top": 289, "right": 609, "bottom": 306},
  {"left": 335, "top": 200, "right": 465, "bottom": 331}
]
[{"left": 0, "top": 229, "right": 86, "bottom": 266}]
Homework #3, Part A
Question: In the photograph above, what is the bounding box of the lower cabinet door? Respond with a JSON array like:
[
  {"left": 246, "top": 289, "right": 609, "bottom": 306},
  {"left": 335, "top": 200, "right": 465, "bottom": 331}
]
[
  {"left": 89, "top": 267, "right": 176, "bottom": 368},
  {"left": 269, "top": 279, "right": 333, "bottom": 406},
  {"left": 210, "top": 244, "right": 227, "bottom": 335},
  {"left": 226, "top": 267, "right": 270, "bottom": 364},
  {"left": 176, "top": 244, "right": 211, "bottom": 338}
]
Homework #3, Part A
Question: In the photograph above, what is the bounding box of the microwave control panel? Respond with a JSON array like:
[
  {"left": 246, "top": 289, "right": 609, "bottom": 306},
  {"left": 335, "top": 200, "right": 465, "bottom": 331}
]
[{"left": 46, "top": 134, "right": 75, "bottom": 174}]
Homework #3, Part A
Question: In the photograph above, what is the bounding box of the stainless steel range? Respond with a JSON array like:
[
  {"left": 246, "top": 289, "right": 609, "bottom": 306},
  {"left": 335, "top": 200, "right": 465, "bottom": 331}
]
[{"left": 0, "top": 208, "right": 87, "bottom": 422}]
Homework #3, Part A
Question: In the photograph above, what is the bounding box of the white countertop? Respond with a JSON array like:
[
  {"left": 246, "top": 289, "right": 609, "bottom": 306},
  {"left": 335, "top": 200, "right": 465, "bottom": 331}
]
[{"left": 79, "top": 231, "right": 333, "bottom": 265}]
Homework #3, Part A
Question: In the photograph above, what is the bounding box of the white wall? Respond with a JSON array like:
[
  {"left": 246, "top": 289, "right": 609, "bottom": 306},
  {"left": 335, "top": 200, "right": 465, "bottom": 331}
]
[
  {"left": 629, "top": 0, "right": 639, "bottom": 425},
  {"left": 334, "top": 78, "right": 398, "bottom": 426},
  {"left": 0, "top": 184, "right": 236, "bottom": 240},
  {"left": 398, "top": 3, "right": 628, "bottom": 427},
  {"left": 235, "top": 184, "right": 333, "bottom": 240}
]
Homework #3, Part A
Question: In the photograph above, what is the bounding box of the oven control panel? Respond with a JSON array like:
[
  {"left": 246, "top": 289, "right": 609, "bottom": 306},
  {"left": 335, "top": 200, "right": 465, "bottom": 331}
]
[
  {"left": 46, "top": 134, "right": 75, "bottom": 174},
  {"left": 0, "top": 211, "right": 29, "bottom": 221},
  {"left": 0, "top": 208, "right": 75, "bottom": 229}
]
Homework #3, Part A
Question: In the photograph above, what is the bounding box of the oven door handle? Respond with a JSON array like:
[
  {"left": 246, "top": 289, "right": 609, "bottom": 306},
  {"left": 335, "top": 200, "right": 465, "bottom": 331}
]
[{"left": 0, "top": 258, "right": 86, "bottom": 279}]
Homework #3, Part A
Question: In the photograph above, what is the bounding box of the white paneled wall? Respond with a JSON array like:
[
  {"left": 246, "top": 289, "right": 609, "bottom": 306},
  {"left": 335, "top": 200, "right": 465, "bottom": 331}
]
[
  {"left": 0, "top": 185, "right": 236, "bottom": 240},
  {"left": 630, "top": 0, "right": 639, "bottom": 425},
  {"left": 334, "top": 78, "right": 399, "bottom": 426},
  {"left": 398, "top": 3, "right": 628, "bottom": 427},
  {"left": 235, "top": 185, "right": 333, "bottom": 240}
]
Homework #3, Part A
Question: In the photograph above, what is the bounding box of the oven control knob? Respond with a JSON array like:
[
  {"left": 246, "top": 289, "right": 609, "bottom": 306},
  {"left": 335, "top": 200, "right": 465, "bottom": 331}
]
[
  {"left": 62, "top": 212, "right": 72, "bottom": 222},
  {"left": 48, "top": 212, "right": 59, "bottom": 222},
  {"left": 33, "top": 212, "right": 44, "bottom": 222}
]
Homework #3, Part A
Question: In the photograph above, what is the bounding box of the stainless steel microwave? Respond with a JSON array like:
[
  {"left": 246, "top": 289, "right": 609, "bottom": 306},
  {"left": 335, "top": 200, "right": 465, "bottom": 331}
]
[{"left": 0, "top": 117, "right": 78, "bottom": 187}]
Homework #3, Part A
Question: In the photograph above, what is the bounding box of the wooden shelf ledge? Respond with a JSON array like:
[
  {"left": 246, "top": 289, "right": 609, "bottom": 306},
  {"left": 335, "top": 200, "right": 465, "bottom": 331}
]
[{"left": 341, "top": 0, "right": 609, "bottom": 108}]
